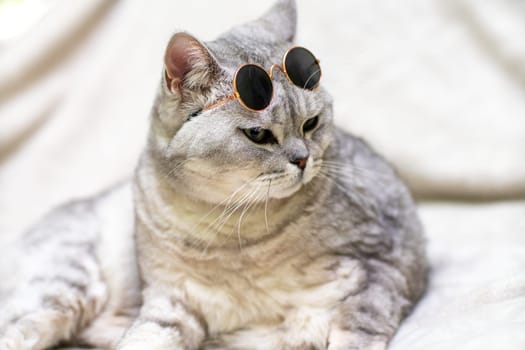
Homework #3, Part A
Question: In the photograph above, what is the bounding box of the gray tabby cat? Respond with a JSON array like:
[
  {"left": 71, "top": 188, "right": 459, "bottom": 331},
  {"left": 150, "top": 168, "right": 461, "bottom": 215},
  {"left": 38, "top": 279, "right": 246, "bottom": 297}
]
[{"left": 0, "top": 1, "right": 426, "bottom": 349}]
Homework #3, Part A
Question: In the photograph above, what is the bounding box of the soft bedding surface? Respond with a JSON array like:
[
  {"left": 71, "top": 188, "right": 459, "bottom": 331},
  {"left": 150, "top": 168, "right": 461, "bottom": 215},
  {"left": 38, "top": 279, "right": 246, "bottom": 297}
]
[
  {"left": 391, "top": 201, "right": 525, "bottom": 349},
  {"left": 0, "top": 0, "right": 524, "bottom": 349}
]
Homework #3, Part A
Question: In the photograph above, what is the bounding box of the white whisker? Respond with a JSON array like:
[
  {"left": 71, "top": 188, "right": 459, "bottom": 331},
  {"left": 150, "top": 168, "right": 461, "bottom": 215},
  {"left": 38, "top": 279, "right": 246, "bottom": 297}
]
[
  {"left": 187, "top": 177, "right": 258, "bottom": 240},
  {"left": 236, "top": 184, "right": 264, "bottom": 252},
  {"left": 165, "top": 159, "right": 192, "bottom": 178},
  {"left": 317, "top": 168, "right": 380, "bottom": 217},
  {"left": 303, "top": 68, "right": 321, "bottom": 89},
  {"left": 201, "top": 183, "right": 261, "bottom": 252},
  {"left": 264, "top": 179, "right": 271, "bottom": 235}
]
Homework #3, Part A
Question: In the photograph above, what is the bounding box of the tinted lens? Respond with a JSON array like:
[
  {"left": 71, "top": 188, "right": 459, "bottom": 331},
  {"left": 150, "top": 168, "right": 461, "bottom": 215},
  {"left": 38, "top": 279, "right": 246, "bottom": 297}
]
[
  {"left": 284, "top": 47, "right": 321, "bottom": 90},
  {"left": 234, "top": 65, "right": 273, "bottom": 111}
]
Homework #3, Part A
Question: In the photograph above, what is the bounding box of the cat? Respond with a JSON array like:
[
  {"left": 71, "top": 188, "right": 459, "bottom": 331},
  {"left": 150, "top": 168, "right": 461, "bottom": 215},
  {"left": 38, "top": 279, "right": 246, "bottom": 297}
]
[{"left": 0, "top": 0, "right": 427, "bottom": 349}]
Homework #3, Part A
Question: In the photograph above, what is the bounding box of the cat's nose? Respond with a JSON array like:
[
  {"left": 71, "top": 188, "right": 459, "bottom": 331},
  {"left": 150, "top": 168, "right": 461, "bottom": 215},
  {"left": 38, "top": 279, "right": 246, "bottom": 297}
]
[{"left": 290, "top": 155, "right": 308, "bottom": 170}]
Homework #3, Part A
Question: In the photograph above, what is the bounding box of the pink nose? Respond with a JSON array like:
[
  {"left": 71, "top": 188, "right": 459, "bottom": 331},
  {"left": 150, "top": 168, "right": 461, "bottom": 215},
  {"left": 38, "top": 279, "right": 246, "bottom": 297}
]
[{"left": 290, "top": 157, "right": 308, "bottom": 170}]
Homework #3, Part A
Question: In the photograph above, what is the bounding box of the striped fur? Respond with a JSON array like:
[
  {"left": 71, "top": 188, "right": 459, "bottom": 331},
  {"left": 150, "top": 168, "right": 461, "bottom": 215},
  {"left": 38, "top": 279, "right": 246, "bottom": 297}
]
[{"left": 0, "top": 1, "right": 426, "bottom": 349}]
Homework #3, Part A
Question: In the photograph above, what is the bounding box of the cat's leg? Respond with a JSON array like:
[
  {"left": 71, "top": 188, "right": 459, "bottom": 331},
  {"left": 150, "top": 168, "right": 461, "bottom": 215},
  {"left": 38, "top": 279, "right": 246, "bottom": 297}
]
[
  {"left": 204, "top": 292, "right": 397, "bottom": 350},
  {"left": 326, "top": 328, "right": 388, "bottom": 350},
  {"left": 0, "top": 202, "right": 107, "bottom": 350},
  {"left": 0, "top": 254, "right": 107, "bottom": 350},
  {"left": 203, "top": 313, "right": 331, "bottom": 350},
  {"left": 204, "top": 261, "right": 413, "bottom": 350},
  {"left": 325, "top": 278, "right": 412, "bottom": 350},
  {"left": 75, "top": 310, "right": 137, "bottom": 349},
  {"left": 116, "top": 287, "right": 206, "bottom": 350}
]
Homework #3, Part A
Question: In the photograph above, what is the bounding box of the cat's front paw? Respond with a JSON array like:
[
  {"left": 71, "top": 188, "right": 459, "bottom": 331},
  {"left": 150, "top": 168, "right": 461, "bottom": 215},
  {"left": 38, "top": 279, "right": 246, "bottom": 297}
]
[
  {"left": 117, "top": 321, "right": 190, "bottom": 350},
  {"left": 117, "top": 338, "right": 185, "bottom": 350},
  {"left": 0, "top": 327, "right": 34, "bottom": 350},
  {"left": 327, "top": 328, "right": 388, "bottom": 350}
]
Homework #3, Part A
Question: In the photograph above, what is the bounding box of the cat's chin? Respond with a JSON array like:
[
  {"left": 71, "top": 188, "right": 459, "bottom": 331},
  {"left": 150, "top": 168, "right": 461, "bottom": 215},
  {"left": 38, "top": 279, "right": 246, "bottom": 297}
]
[
  {"left": 270, "top": 182, "right": 303, "bottom": 199},
  {"left": 270, "top": 175, "right": 315, "bottom": 199}
]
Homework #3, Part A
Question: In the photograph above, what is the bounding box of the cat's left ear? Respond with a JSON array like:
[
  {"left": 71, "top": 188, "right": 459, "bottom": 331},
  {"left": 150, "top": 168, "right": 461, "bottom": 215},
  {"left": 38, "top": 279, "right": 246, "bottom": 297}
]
[
  {"left": 257, "top": 0, "right": 297, "bottom": 43},
  {"left": 223, "top": 0, "right": 297, "bottom": 44},
  {"left": 164, "top": 32, "right": 219, "bottom": 95}
]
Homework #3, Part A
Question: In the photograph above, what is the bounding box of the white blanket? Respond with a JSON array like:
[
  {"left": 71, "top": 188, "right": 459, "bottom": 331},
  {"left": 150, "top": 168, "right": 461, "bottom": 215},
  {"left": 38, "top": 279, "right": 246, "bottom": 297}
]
[
  {"left": 1, "top": 0, "right": 524, "bottom": 348},
  {"left": 392, "top": 201, "right": 525, "bottom": 349}
]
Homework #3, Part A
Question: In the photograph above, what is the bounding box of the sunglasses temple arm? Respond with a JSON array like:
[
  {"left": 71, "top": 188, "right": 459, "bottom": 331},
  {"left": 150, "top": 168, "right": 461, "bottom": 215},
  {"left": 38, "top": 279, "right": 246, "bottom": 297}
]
[{"left": 203, "top": 94, "right": 237, "bottom": 111}]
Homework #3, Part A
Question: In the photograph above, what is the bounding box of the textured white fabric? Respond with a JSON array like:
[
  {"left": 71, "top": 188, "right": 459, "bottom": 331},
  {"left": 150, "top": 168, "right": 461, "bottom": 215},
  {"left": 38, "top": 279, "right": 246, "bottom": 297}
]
[
  {"left": 391, "top": 201, "right": 525, "bottom": 349},
  {"left": 313, "top": 0, "right": 525, "bottom": 199},
  {"left": 0, "top": 0, "right": 524, "bottom": 349}
]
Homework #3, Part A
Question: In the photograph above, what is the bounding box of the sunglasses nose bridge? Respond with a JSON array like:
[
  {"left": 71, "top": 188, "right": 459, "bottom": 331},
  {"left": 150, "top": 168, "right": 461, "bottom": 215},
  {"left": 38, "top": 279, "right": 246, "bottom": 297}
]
[{"left": 268, "top": 64, "right": 285, "bottom": 80}]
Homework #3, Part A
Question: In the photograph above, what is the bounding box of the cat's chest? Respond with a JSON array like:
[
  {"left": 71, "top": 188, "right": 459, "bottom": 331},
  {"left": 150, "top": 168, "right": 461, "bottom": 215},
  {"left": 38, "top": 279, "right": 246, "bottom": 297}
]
[{"left": 165, "top": 252, "right": 366, "bottom": 335}]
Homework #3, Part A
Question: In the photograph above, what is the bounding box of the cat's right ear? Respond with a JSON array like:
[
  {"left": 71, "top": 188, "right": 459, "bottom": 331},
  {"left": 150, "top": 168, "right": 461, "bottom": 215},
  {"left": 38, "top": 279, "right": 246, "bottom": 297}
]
[{"left": 164, "top": 32, "right": 218, "bottom": 96}]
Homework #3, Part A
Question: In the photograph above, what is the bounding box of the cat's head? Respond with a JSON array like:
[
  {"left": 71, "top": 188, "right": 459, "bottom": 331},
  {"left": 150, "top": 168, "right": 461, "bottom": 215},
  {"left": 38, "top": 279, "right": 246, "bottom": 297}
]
[{"left": 148, "top": 0, "right": 334, "bottom": 204}]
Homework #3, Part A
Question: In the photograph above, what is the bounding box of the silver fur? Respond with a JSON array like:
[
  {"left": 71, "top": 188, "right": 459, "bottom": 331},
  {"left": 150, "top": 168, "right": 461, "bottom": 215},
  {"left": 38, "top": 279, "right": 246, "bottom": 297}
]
[{"left": 0, "top": 1, "right": 426, "bottom": 349}]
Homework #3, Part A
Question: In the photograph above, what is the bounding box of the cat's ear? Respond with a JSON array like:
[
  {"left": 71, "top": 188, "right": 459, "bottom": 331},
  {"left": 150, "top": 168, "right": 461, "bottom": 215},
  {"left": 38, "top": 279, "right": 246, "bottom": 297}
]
[
  {"left": 225, "top": 0, "right": 297, "bottom": 44},
  {"left": 258, "top": 0, "right": 297, "bottom": 43},
  {"left": 164, "top": 32, "right": 218, "bottom": 95}
]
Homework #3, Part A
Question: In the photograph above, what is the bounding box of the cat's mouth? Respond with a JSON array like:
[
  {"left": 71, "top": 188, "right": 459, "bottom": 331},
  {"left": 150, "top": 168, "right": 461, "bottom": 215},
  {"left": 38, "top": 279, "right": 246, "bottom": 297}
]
[
  {"left": 270, "top": 180, "right": 302, "bottom": 199},
  {"left": 268, "top": 165, "right": 317, "bottom": 199}
]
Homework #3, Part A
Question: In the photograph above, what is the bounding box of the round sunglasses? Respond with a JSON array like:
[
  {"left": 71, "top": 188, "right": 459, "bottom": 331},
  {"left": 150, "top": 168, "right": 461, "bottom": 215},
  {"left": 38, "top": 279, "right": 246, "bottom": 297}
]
[{"left": 204, "top": 46, "right": 321, "bottom": 112}]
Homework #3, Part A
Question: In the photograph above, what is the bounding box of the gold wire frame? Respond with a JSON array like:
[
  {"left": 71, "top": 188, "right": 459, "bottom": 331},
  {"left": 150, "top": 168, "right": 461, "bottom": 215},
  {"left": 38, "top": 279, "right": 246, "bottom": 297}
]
[
  {"left": 281, "top": 46, "right": 322, "bottom": 90},
  {"left": 203, "top": 46, "right": 321, "bottom": 112}
]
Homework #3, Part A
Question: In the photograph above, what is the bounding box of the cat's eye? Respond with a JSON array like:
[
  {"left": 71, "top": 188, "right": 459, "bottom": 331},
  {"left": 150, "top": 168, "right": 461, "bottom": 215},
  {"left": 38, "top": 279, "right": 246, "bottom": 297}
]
[
  {"left": 243, "top": 127, "right": 277, "bottom": 144},
  {"left": 302, "top": 116, "right": 319, "bottom": 133},
  {"left": 187, "top": 109, "right": 202, "bottom": 121}
]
